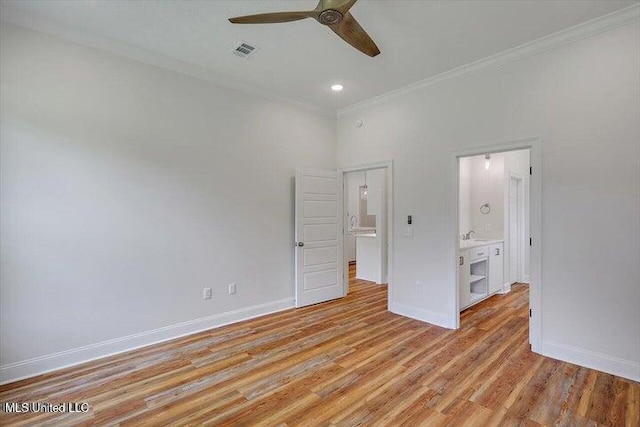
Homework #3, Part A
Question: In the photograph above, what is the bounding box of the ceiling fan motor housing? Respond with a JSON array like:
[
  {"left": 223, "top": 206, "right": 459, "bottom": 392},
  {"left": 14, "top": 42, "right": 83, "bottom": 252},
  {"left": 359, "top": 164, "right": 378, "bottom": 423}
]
[{"left": 319, "top": 9, "right": 343, "bottom": 25}]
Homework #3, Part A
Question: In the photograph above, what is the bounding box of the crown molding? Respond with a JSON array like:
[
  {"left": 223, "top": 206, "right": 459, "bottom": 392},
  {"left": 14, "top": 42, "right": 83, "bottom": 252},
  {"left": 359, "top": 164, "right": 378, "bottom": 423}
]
[
  {"left": 338, "top": 3, "right": 640, "bottom": 116},
  {"left": 0, "top": 16, "right": 335, "bottom": 118},
  {"left": 2, "top": 3, "right": 637, "bottom": 119}
]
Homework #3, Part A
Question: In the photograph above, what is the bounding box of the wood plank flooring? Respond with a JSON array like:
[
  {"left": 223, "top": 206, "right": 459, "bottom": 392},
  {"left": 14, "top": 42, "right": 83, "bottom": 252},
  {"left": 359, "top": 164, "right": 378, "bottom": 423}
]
[{"left": 1, "top": 266, "right": 638, "bottom": 426}]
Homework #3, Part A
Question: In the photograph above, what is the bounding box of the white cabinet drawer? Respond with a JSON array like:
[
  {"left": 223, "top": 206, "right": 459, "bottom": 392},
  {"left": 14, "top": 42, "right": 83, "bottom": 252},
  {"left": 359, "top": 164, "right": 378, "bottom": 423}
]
[{"left": 469, "top": 245, "right": 489, "bottom": 260}]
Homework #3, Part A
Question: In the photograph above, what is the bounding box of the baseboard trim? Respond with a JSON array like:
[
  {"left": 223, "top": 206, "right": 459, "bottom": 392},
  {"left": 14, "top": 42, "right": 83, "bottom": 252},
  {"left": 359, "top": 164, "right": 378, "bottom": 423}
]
[
  {"left": 389, "top": 302, "right": 455, "bottom": 329},
  {"left": 0, "top": 298, "right": 294, "bottom": 385},
  {"left": 541, "top": 341, "right": 640, "bottom": 382}
]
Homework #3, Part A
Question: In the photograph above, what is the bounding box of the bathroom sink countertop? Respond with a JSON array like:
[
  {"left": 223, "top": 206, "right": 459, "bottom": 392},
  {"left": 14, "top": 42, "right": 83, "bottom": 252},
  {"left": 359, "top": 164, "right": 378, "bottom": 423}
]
[
  {"left": 459, "top": 239, "right": 503, "bottom": 250},
  {"left": 351, "top": 227, "right": 377, "bottom": 238}
]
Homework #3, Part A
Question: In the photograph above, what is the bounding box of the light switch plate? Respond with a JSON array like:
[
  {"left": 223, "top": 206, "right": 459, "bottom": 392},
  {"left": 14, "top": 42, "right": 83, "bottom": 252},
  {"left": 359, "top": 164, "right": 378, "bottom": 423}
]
[{"left": 405, "top": 226, "right": 414, "bottom": 237}]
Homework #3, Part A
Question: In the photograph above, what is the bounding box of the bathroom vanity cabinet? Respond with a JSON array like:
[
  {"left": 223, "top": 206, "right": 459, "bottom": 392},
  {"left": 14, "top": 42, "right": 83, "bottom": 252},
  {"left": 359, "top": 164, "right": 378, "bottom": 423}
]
[{"left": 459, "top": 241, "right": 504, "bottom": 311}]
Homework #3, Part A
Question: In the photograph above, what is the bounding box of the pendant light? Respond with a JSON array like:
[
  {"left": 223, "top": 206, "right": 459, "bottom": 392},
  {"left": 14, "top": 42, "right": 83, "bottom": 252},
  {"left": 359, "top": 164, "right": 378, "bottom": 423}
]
[
  {"left": 484, "top": 154, "right": 491, "bottom": 170},
  {"left": 363, "top": 171, "right": 368, "bottom": 197}
]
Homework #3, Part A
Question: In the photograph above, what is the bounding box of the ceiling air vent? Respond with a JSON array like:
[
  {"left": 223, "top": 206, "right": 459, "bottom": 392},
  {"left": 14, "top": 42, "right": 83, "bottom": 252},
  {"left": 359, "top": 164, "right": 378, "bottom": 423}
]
[{"left": 232, "top": 42, "right": 257, "bottom": 58}]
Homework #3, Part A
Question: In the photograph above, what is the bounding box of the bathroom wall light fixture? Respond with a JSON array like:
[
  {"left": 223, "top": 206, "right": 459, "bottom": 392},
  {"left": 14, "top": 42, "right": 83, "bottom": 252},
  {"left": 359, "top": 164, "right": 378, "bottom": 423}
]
[
  {"left": 331, "top": 84, "right": 344, "bottom": 91},
  {"left": 484, "top": 153, "right": 491, "bottom": 170}
]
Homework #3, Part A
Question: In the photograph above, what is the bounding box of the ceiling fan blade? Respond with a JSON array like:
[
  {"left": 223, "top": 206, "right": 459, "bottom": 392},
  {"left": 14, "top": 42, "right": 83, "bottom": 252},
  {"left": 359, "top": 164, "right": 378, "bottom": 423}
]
[
  {"left": 329, "top": 12, "right": 380, "bottom": 57},
  {"left": 229, "top": 11, "right": 312, "bottom": 24}
]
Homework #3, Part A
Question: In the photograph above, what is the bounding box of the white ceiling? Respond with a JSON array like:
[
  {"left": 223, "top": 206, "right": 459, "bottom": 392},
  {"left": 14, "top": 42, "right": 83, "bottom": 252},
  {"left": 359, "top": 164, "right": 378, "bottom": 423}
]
[{"left": 1, "top": 0, "right": 637, "bottom": 112}]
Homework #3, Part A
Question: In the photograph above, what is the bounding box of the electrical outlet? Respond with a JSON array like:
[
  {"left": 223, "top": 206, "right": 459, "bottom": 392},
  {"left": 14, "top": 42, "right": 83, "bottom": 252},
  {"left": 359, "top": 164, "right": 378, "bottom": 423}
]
[
  {"left": 485, "top": 222, "right": 492, "bottom": 231},
  {"left": 228, "top": 283, "right": 237, "bottom": 295},
  {"left": 203, "top": 287, "right": 212, "bottom": 299}
]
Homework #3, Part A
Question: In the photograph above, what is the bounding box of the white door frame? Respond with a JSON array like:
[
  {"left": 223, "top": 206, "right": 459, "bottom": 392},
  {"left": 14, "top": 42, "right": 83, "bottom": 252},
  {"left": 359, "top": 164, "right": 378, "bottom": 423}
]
[
  {"left": 338, "top": 160, "right": 394, "bottom": 308},
  {"left": 451, "top": 138, "right": 542, "bottom": 352},
  {"left": 507, "top": 172, "right": 525, "bottom": 284}
]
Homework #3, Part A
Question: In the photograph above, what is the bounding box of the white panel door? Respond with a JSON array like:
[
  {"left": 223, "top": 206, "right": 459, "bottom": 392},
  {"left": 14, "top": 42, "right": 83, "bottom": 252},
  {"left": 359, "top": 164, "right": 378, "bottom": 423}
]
[{"left": 295, "top": 168, "right": 344, "bottom": 308}]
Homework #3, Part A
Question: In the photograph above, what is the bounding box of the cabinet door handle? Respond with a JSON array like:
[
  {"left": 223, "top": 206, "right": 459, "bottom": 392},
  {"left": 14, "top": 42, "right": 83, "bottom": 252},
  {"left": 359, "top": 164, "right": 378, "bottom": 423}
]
[
  {"left": 495, "top": 248, "right": 500, "bottom": 255},
  {"left": 459, "top": 256, "right": 464, "bottom": 266}
]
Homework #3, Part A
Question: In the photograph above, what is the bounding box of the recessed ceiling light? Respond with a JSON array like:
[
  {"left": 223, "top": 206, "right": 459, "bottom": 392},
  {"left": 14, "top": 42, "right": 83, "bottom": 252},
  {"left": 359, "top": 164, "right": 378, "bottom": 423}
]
[{"left": 331, "top": 84, "right": 344, "bottom": 91}]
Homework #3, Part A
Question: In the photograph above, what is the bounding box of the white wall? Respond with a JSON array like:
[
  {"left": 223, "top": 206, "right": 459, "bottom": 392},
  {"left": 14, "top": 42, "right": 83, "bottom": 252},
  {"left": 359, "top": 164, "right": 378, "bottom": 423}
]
[
  {"left": 0, "top": 24, "right": 336, "bottom": 382},
  {"left": 458, "top": 157, "right": 471, "bottom": 236},
  {"left": 338, "top": 22, "right": 640, "bottom": 380},
  {"left": 468, "top": 153, "right": 505, "bottom": 241}
]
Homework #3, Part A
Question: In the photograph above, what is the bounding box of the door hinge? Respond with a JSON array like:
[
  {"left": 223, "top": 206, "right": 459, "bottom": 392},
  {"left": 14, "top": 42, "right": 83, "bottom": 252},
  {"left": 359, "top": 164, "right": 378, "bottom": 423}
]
[
  {"left": 529, "top": 166, "right": 532, "bottom": 175},
  {"left": 529, "top": 309, "right": 532, "bottom": 317},
  {"left": 529, "top": 237, "right": 532, "bottom": 246}
]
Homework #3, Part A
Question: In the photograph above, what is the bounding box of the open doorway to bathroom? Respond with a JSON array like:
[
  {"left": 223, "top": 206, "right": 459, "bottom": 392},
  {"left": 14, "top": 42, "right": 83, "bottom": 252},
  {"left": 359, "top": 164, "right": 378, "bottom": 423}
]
[
  {"left": 457, "top": 148, "right": 531, "bottom": 324},
  {"left": 342, "top": 164, "right": 391, "bottom": 296}
]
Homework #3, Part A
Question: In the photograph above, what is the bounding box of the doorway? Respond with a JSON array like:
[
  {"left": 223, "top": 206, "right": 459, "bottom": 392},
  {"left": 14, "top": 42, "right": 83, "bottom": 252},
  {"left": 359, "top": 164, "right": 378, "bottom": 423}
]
[
  {"left": 341, "top": 162, "right": 393, "bottom": 301},
  {"left": 457, "top": 149, "right": 529, "bottom": 311},
  {"left": 453, "top": 138, "right": 541, "bottom": 350}
]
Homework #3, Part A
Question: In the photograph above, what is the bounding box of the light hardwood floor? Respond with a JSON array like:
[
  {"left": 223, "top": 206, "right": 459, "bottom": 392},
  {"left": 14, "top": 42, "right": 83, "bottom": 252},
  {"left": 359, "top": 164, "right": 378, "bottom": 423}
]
[{"left": 1, "top": 265, "right": 638, "bottom": 426}]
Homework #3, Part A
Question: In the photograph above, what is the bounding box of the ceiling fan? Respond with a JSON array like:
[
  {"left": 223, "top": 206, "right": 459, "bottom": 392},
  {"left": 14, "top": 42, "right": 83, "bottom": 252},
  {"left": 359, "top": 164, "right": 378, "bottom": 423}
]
[{"left": 228, "top": 0, "right": 380, "bottom": 57}]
